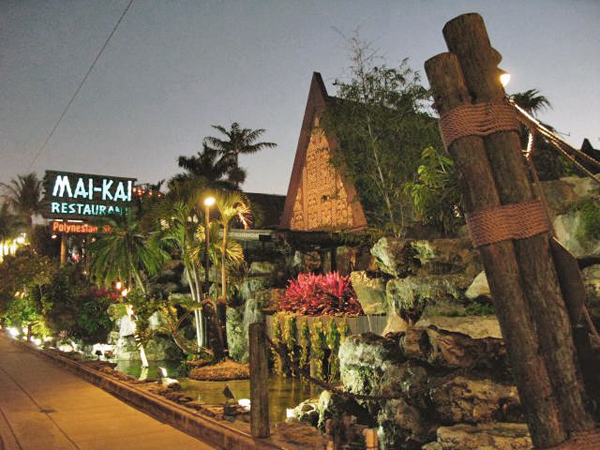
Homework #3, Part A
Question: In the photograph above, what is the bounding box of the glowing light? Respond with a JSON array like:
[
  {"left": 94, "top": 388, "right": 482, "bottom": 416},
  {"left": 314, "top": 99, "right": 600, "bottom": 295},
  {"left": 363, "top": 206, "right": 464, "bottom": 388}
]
[
  {"left": 34, "top": 338, "right": 42, "bottom": 346},
  {"left": 8, "top": 328, "right": 19, "bottom": 337},
  {"left": 15, "top": 235, "right": 25, "bottom": 244},
  {"left": 204, "top": 196, "right": 216, "bottom": 207},
  {"left": 121, "top": 289, "right": 129, "bottom": 297},
  {"left": 238, "top": 398, "right": 251, "bottom": 411},
  {"left": 115, "top": 281, "right": 122, "bottom": 290},
  {"left": 286, "top": 408, "right": 295, "bottom": 419},
  {"left": 499, "top": 70, "right": 511, "bottom": 87}
]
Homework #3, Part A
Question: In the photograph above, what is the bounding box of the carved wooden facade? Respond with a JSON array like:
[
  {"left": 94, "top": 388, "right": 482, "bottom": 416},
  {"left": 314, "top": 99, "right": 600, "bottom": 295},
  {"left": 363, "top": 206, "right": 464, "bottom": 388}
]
[{"left": 280, "top": 73, "right": 367, "bottom": 231}]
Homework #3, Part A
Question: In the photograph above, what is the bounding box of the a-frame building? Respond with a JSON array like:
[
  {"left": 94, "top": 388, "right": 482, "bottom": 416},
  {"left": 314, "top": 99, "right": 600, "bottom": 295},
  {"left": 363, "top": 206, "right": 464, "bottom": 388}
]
[{"left": 280, "top": 73, "right": 368, "bottom": 232}]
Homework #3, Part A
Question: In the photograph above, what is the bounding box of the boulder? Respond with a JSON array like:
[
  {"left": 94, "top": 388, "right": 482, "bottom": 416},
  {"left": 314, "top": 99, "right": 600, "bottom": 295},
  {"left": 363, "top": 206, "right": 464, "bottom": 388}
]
[
  {"left": 386, "top": 275, "right": 468, "bottom": 324},
  {"left": 226, "top": 307, "right": 245, "bottom": 362},
  {"left": 553, "top": 211, "right": 600, "bottom": 257},
  {"left": 429, "top": 376, "right": 522, "bottom": 424},
  {"left": 542, "top": 176, "right": 599, "bottom": 214},
  {"left": 371, "top": 237, "right": 418, "bottom": 277},
  {"left": 377, "top": 398, "right": 435, "bottom": 449},
  {"left": 415, "top": 316, "right": 502, "bottom": 340},
  {"left": 401, "top": 320, "right": 509, "bottom": 377},
  {"left": 425, "top": 423, "right": 532, "bottom": 450},
  {"left": 350, "top": 271, "right": 388, "bottom": 315},
  {"left": 339, "top": 333, "right": 404, "bottom": 395},
  {"left": 465, "top": 271, "right": 491, "bottom": 300},
  {"left": 410, "top": 239, "right": 480, "bottom": 278},
  {"left": 583, "top": 264, "right": 600, "bottom": 323}
]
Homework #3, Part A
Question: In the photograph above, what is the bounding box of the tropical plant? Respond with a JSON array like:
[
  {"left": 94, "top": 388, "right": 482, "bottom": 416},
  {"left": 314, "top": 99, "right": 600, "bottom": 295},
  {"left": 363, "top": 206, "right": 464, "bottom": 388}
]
[
  {"left": 170, "top": 143, "right": 237, "bottom": 191},
  {"left": 279, "top": 272, "right": 363, "bottom": 316},
  {"left": 321, "top": 33, "right": 442, "bottom": 235},
  {"left": 88, "top": 209, "right": 168, "bottom": 366},
  {"left": 204, "top": 122, "right": 277, "bottom": 189},
  {"left": 511, "top": 89, "right": 569, "bottom": 180},
  {"left": 404, "top": 146, "right": 463, "bottom": 235},
  {"left": 0, "top": 173, "right": 46, "bottom": 232}
]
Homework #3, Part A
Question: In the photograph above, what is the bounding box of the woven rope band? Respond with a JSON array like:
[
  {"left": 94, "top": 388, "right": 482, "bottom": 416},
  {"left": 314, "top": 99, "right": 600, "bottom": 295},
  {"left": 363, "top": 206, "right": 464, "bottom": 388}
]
[
  {"left": 439, "top": 103, "right": 521, "bottom": 148},
  {"left": 465, "top": 200, "right": 549, "bottom": 247}
]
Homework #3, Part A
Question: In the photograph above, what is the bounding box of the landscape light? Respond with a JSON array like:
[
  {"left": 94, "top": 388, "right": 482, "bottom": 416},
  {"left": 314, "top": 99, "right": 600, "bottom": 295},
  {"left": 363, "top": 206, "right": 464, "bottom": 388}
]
[
  {"left": 286, "top": 408, "right": 295, "bottom": 419},
  {"left": 115, "top": 281, "right": 122, "bottom": 290},
  {"left": 499, "top": 69, "right": 511, "bottom": 87},
  {"left": 238, "top": 398, "right": 251, "bottom": 411},
  {"left": 15, "top": 235, "right": 25, "bottom": 244},
  {"left": 8, "top": 328, "right": 19, "bottom": 338},
  {"left": 204, "top": 196, "right": 216, "bottom": 207}
]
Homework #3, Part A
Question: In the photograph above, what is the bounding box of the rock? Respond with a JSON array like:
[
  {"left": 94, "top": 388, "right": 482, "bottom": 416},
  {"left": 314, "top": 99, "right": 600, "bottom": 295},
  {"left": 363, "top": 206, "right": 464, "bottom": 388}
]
[
  {"left": 416, "top": 316, "right": 502, "bottom": 340},
  {"left": 553, "top": 211, "right": 600, "bottom": 257},
  {"left": 118, "top": 314, "right": 136, "bottom": 337},
  {"left": 377, "top": 398, "right": 435, "bottom": 449},
  {"left": 430, "top": 423, "right": 532, "bottom": 450},
  {"left": 401, "top": 321, "right": 509, "bottom": 378},
  {"left": 410, "top": 239, "right": 480, "bottom": 278},
  {"left": 386, "top": 275, "right": 467, "bottom": 324},
  {"left": 542, "top": 176, "right": 599, "bottom": 214},
  {"left": 249, "top": 261, "right": 278, "bottom": 275},
  {"left": 339, "top": 333, "right": 404, "bottom": 395},
  {"left": 382, "top": 314, "right": 409, "bottom": 335},
  {"left": 583, "top": 264, "right": 600, "bottom": 323},
  {"left": 465, "top": 271, "right": 491, "bottom": 300},
  {"left": 226, "top": 307, "right": 246, "bottom": 362},
  {"left": 350, "top": 271, "right": 388, "bottom": 315},
  {"left": 317, "top": 390, "right": 373, "bottom": 431},
  {"left": 429, "top": 376, "right": 522, "bottom": 424},
  {"left": 336, "top": 245, "right": 372, "bottom": 273},
  {"left": 371, "top": 237, "right": 418, "bottom": 277}
]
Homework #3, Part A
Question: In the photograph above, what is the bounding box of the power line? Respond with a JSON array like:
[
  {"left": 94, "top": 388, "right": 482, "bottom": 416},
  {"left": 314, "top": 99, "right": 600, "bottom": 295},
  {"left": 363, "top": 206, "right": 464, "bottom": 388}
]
[{"left": 27, "top": 0, "right": 135, "bottom": 171}]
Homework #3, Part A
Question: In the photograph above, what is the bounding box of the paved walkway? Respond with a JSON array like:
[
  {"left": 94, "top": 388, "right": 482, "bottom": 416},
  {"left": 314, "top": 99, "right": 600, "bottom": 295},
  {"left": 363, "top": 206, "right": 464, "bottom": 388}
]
[{"left": 0, "top": 335, "right": 215, "bottom": 450}]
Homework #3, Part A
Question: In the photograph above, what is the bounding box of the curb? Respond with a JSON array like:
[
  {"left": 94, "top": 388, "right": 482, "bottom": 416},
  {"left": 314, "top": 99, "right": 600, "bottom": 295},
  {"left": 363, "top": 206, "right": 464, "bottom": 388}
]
[{"left": 11, "top": 338, "right": 283, "bottom": 450}]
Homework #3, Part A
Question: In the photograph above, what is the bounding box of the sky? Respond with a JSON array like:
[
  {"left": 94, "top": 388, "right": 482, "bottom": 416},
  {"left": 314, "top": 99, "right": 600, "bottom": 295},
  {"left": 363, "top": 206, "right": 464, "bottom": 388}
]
[{"left": 2, "top": 0, "right": 599, "bottom": 196}]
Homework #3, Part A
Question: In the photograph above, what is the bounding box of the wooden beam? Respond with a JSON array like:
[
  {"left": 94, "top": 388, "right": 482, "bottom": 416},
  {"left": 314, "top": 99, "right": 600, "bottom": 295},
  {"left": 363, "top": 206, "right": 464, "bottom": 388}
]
[{"left": 249, "top": 322, "right": 270, "bottom": 438}]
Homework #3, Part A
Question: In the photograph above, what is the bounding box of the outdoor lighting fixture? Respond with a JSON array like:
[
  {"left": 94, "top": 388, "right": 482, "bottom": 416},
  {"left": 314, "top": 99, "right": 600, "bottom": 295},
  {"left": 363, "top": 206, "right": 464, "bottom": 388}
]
[
  {"left": 8, "top": 327, "right": 19, "bottom": 338},
  {"left": 121, "top": 289, "right": 129, "bottom": 297},
  {"left": 51, "top": 234, "right": 58, "bottom": 239},
  {"left": 15, "top": 235, "right": 25, "bottom": 245},
  {"left": 204, "top": 196, "right": 216, "bottom": 207},
  {"left": 115, "top": 281, "right": 122, "bottom": 290},
  {"left": 34, "top": 338, "right": 42, "bottom": 346},
  {"left": 238, "top": 398, "right": 251, "bottom": 411},
  {"left": 499, "top": 69, "right": 511, "bottom": 87},
  {"left": 286, "top": 408, "right": 295, "bottom": 419}
]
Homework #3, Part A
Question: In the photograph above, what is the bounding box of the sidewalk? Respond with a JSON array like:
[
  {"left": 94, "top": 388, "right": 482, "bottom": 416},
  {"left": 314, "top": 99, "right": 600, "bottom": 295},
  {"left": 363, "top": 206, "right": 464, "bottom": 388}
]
[{"left": 0, "top": 334, "right": 215, "bottom": 450}]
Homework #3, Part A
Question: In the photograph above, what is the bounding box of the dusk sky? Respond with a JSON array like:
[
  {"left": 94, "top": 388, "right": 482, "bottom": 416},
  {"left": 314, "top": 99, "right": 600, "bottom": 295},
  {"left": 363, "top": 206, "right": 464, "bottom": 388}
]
[{"left": 2, "top": 0, "right": 599, "bottom": 196}]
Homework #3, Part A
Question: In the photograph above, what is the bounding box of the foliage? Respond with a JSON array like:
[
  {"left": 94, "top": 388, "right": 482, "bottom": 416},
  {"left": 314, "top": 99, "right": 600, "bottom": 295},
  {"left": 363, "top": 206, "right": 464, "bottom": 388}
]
[
  {"left": 573, "top": 197, "right": 600, "bottom": 242},
  {"left": 282, "top": 314, "right": 298, "bottom": 377},
  {"left": 204, "top": 122, "right": 277, "bottom": 189},
  {"left": 310, "top": 320, "right": 326, "bottom": 381},
  {"left": 279, "top": 272, "right": 363, "bottom": 316},
  {"left": 510, "top": 89, "right": 571, "bottom": 181},
  {"left": 326, "top": 319, "right": 341, "bottom": 381},
  {"left": 169, "top": 143, "right": 237, "bottom": 191},
  {"left": 0, "top": 202, "right": 26, "bottom": 242},
  {"left": 89, "top": 209, "right": 168, "bottom": 293},
  {"left": 298, "top": 319, "right": 311, "bottom": 369},
  {"left": 321, "top": 33, "right": 442, "bottom": 235},
  {"left": 404, "top": 146, "right": 464, "bottom": 235},
  {"left": 271, "top": 313, "right": 284, "bottom": 375},
  {"left": 42, "top": 267, "right": 115, "bottom": 345},
  {"left": 0, "top": 172, "right": 46, "bottom": 230}
]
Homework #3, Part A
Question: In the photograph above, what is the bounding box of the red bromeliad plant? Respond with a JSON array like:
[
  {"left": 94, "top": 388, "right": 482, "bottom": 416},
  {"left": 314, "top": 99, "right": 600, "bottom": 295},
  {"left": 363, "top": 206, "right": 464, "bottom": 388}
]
[{"left": 279, "top": 272, "right": 364, "bottom": 316}]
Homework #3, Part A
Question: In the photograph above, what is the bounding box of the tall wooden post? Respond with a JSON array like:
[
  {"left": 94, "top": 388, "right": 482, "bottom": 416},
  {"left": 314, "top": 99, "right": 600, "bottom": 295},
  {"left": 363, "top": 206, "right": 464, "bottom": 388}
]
[
  {"left": 249, "top": 322, "right": 270, "bottom": 438},
  {"left": 60, "top": 232, "right": 67, "bottom": 267},
  {"left": 425, "top": 13, "right": 594, "bottom": 447}
]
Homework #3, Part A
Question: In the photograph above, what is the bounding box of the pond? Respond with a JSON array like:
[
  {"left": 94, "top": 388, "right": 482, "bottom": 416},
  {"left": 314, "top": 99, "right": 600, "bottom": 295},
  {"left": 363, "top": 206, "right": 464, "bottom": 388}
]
[
  {"left": 179, "top": 375, "right": 321, "bottom": 424},
  {"left": 114, "top": 360, "right": 322, "bottom": 424}
]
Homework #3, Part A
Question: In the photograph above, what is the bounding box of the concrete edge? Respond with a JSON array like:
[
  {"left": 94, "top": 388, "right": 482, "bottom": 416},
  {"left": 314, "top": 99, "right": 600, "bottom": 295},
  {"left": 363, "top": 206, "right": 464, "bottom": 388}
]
[
  {"left": 10, "top": 339, "right": 283, "bottom": 450},
  {"left": 0, "top": 405, "right": 20, "bottom": 450}
]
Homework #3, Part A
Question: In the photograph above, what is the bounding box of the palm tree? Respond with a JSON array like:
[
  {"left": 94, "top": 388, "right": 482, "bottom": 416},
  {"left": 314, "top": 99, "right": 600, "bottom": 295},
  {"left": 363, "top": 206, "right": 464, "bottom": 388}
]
[
  {"left": 511, "top": 89, "right": 551, "bottom": 116},
  {"left": 213, "top": 191, "right": 251, "bottom": 305},
  {"left": 170, "top": 143, "right": 237, "bottom": 191},
  {"left": 88, "top": 210, "right": 169, "bottom": 367},
  {"left": 511, "top": 89, "right": 564, "bottom": 180},
  {"left": 0, "top": 173, "right": 45, "bottom": 232},
  {"left": 204, "top": 122, "right": 277, "bottom": 188}
]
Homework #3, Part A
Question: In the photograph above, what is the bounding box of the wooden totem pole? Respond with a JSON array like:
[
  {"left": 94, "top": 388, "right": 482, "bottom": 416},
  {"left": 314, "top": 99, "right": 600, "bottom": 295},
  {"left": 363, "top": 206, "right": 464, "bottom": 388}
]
[{"left": 425, "top": 13, "right": 596, "bottom": 448}]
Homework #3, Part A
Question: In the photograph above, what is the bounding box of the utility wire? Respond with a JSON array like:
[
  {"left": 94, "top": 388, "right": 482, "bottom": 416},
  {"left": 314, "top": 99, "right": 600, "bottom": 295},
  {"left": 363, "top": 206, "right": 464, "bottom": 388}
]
[{"left": 27, "top": 0, "right": 135, "bottom": 170}]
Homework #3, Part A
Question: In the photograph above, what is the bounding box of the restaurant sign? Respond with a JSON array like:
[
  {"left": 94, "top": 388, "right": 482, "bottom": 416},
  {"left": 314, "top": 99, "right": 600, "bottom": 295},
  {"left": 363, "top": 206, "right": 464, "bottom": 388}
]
[{"left": 44, "top": 170, "right": 137, "bottom": 220}]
